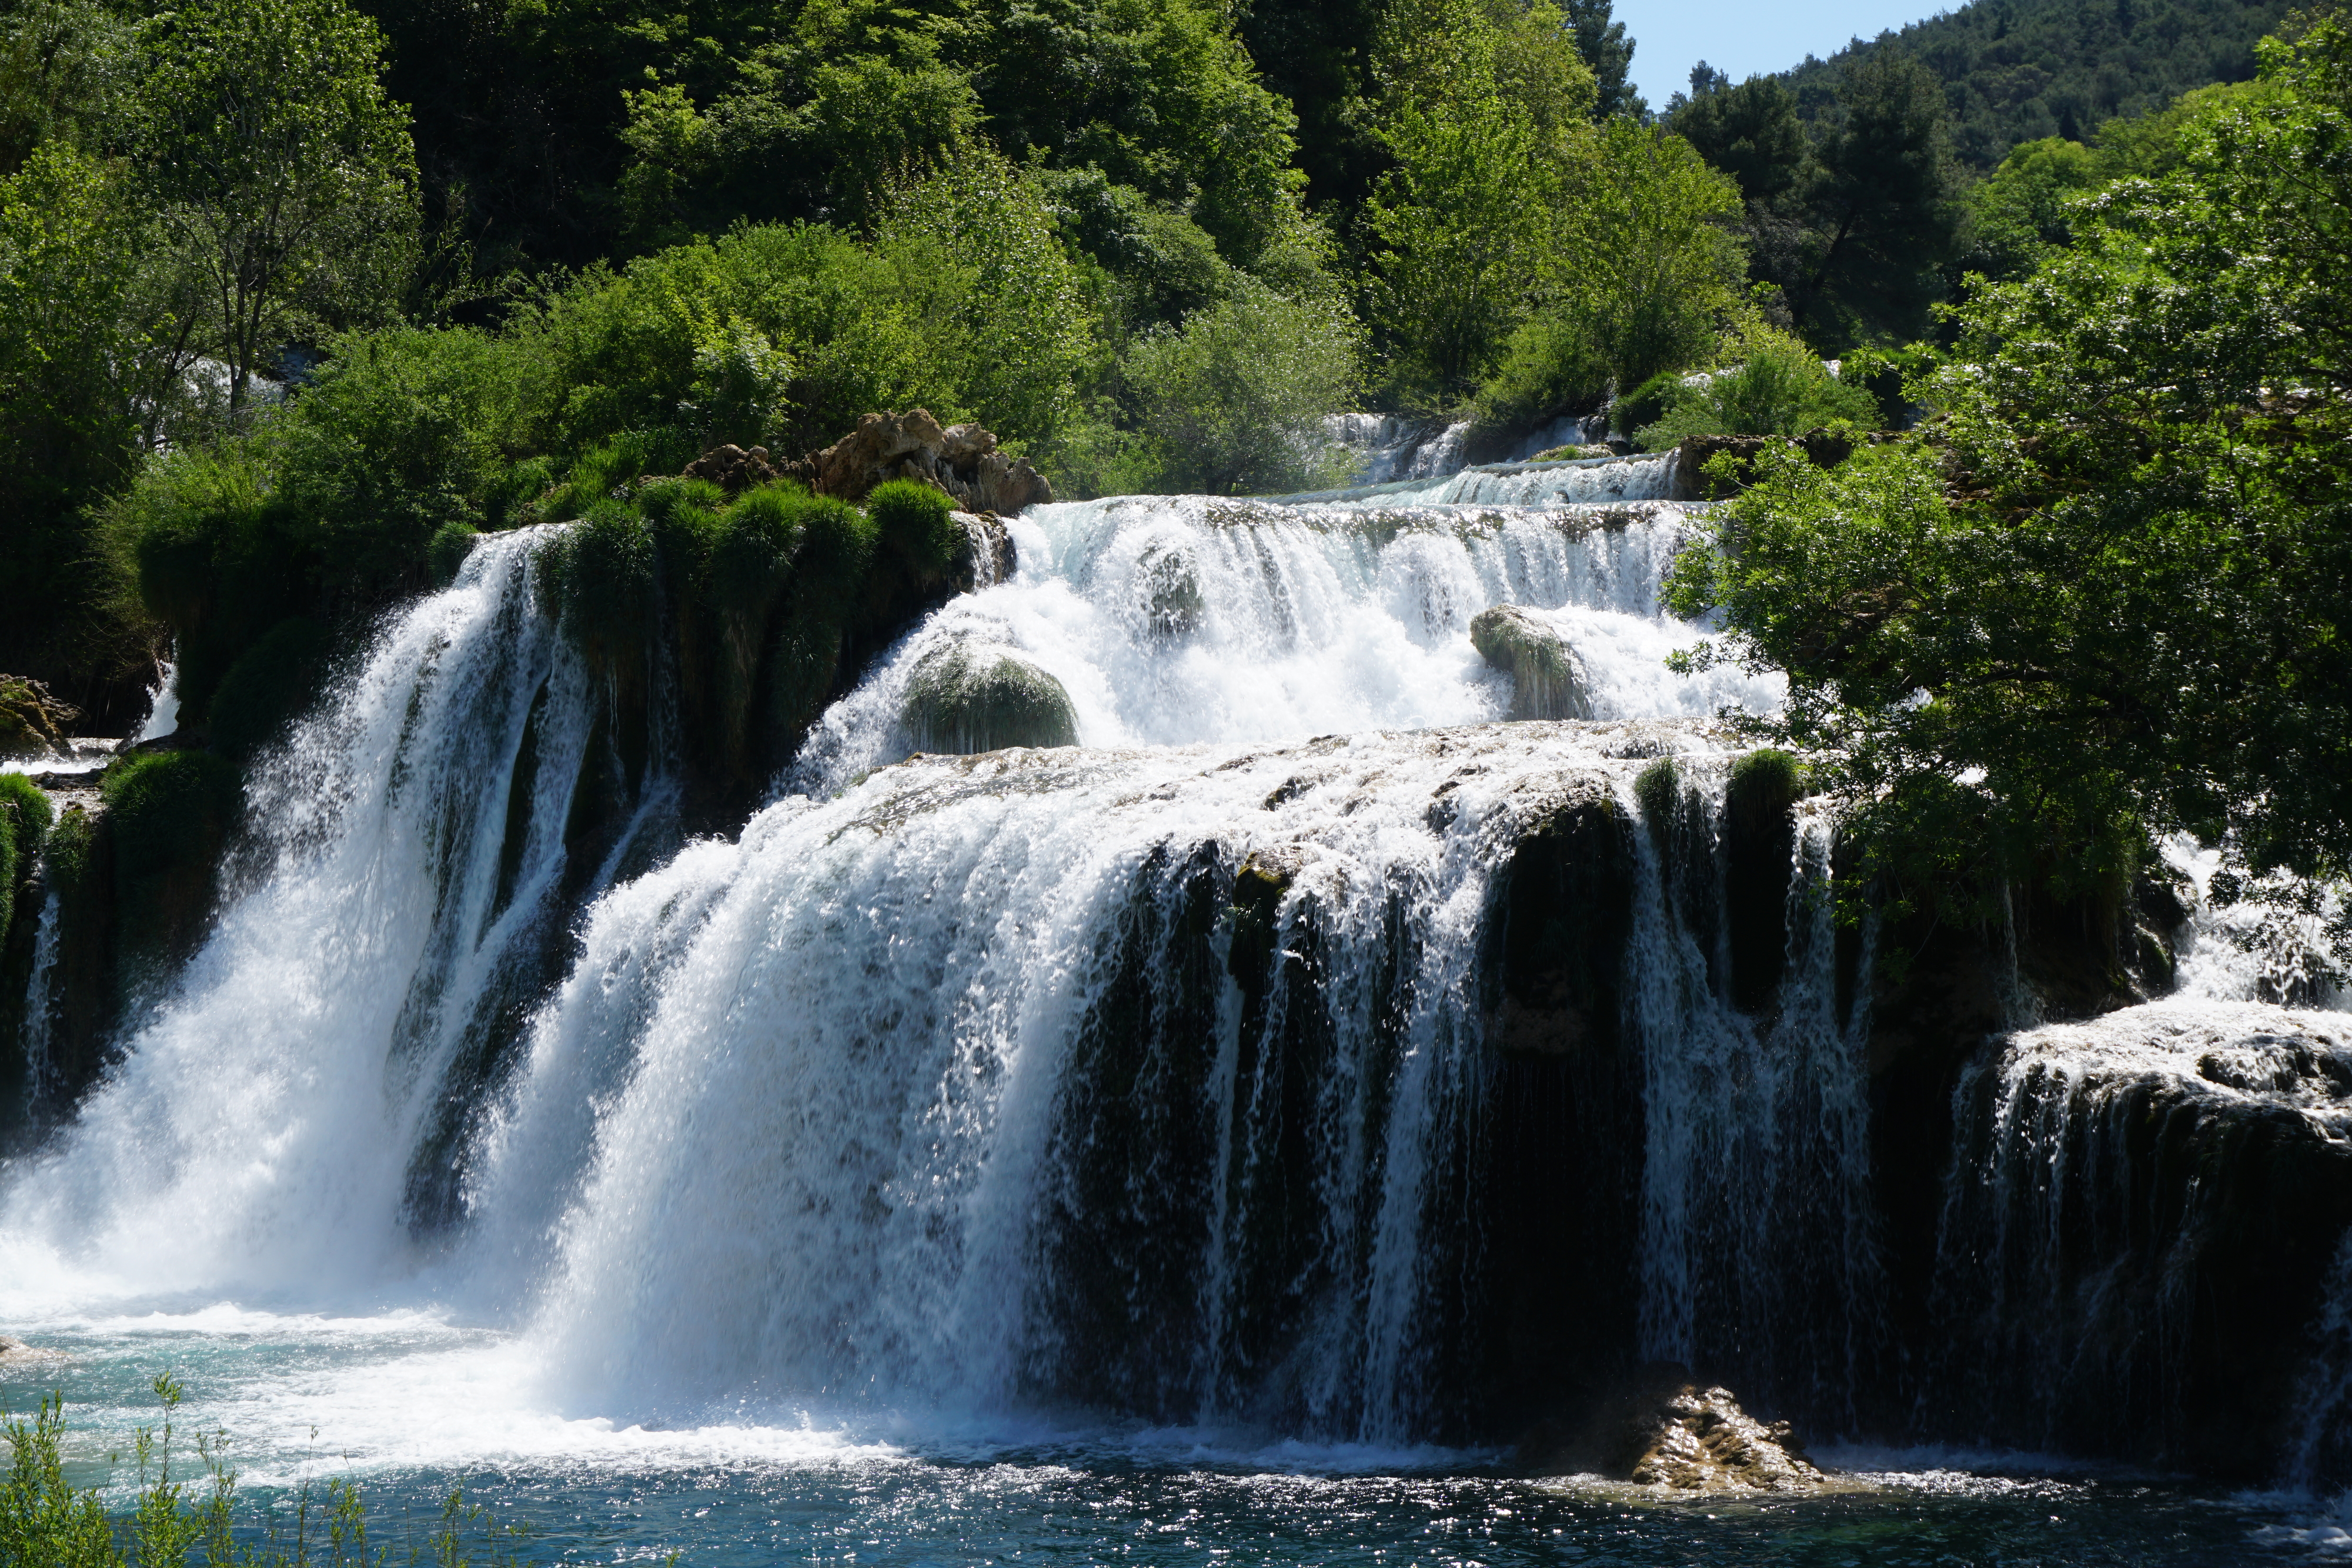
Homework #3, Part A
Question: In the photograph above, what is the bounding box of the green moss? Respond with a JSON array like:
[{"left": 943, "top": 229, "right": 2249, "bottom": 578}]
[
  {"left": 1633, "top": 757, "right": 1680, "bottom": 830},
  {"left": 0, "top": 773, "right": 55, "bottom": 949},
  {"left": 867, "top": 478, "right": 961, "bottom": 584},
  {"left": 903, "top": 644, "right": 1079, "bottom": 753},
  {"left": 793, "top": 493, "right": 878, "bottom": 596},
  {"left": 208, "top": 617, "right": 336, "bottom": 760},
  {"left": 1728, "top": 747, "right": 1808, "bottom": 814},
  {"left": 427, "top": 521, "right": 479, "bottom": 586},
  {"left": 100, "top": 750, "right": 241, "bottom": 971}
]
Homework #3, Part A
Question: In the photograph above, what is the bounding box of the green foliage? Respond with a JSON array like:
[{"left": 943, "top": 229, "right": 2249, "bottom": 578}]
[
  {"left": 0, "top": 772, "right": 54, "bottom": 949},
  {"left": 867, "top": 478, "right": 960, "bottom": 583},
  {"left": 1669, "top": 18, "right": 2352, "bottom": 908},
  {"left": 133, "top": 0, "right": 420, "bottom": 410},
  {"left": 1366, "top": 0, "right": 1596, "bottom": 396},
  {"left": 1633, "top": 322, "right": 1878, "bottom": 447},
  {"left": 1122, "top": 282, "right": 1361, "bottom": 494},
  {"left": 3, "top": 1379, "right": 537, "bottom": 1566},
  {"left": 1562, "top": 0, "right": 1644, "bottom": 119},
  {"left": 101, "top": 749, "right": 241, "bottom": 969},
  {"left": 1778, "top": 0, "right": 2293, "bottom": 169}
]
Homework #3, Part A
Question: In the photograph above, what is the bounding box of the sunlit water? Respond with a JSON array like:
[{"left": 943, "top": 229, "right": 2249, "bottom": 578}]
[{"left": 3, "top": 464, "right": 2343, "bottom": 1563}]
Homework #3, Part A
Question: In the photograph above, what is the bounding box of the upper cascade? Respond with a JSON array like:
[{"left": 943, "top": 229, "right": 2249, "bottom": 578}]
[{"left": 790, "top": 456, "right": 1773, "bottom": 796}]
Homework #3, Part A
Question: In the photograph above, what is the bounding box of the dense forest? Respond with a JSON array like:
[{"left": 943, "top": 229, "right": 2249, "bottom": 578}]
[{"left": 1768, "top": 0, "right": 2295, "bottom": 165}]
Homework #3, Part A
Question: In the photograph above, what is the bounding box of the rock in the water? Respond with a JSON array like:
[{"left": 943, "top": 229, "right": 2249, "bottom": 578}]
[
  {"left": 1471, "top": 606, "right": 1590, "bottom": 721},
  {"left": 804, "top": 410, "right": 1055, "bottom": 515},
  {"left": 949, "top": 511, "right": 1018, "bottom": 589},
  {"left": 0, "top": 675, "right": 80, "bottom": 758},
  {"left": 1136, "top": 542, "right": 1204, "bottom": 637},
  {"left": 1615, "top": 1382, "right": 1828, "bottom": 1493},
  {"left": 904, "top": 643, "right": 1079, "bottom": 754},
  {"left": 0, "top": 1335, "right": 74, "bottom": 1368}
]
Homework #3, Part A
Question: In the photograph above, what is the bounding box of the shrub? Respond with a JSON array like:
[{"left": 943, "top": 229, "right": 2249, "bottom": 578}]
[
  {"left": 100, "top": 749, "right": 240, "bottom": 971},
  {"left": 867, "top": 478, "right": 960, "bottom": 584},
  {"left": 0, "top": 773, "right": 55, "bottom": 948},
  {"left": 1632, "top": 324, "right": 1879, "bottom": 450},
  {"left": 1122, "top": 280, "right": 1361, "bottom": 494}
]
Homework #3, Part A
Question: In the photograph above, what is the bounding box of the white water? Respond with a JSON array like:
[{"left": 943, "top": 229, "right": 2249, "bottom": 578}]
[
  {"left": 792, "top": 488, "right": 1775, "bottom": 797},
  {"left": 0, "top": 530, "right": 601, "bottom": 1306},
  {"left": 0, "top": 457, "right": 1843, "bottom": 1474}
]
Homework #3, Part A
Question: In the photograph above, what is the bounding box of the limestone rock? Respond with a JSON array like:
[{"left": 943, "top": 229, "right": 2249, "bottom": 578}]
[
  {"left": 1470, "top": 606, "right": 1590, "bottom": 721},
  {"left": 1613, "top": 1382, "right": 1829, "bottom": 1493},
  {"left": 0, "top": 676, "right": 79, "bottom": 758},
  {"left": 0, "top": 1335, "right": 74, "bottom": 1369},
  {"left": 683, "top": 443, "right": 785, "bottom": 494},
  {"left": 904, "top": 642, "right": 1078, "bottom": 754},
  {"left": 806, "top": 410, "right": 1054, "bottom": 515}
]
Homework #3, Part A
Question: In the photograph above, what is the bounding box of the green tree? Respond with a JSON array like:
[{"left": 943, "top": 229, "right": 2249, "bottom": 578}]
[
  {"left": 1562, "top": 0, "right": 1644, "bottom": 120},
  {"left": 133, "top": 0, "right": 421, "bottom": 412},
  {"left": 1123, "top": 279, "right": 1359, "bottom": 494},
  {"left": 1790, "top": 48, "right": 1964, "bottom": 343},
  {"left": 1666, "top": 14, "right": 2352, "bottom": 910},
  {"left": 1367, "top": 0, "right": 1596, "bottom": 396}
]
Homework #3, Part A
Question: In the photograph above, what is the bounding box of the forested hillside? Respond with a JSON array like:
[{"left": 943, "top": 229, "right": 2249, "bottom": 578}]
[{"left": 1768, "top": 0, "right": 2293, "bottom": 166}]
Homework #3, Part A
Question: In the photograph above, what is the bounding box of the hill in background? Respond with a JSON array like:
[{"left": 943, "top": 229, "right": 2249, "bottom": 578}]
[{"left": 1770, "top": 0, "right": 2293, "bottom": 165}]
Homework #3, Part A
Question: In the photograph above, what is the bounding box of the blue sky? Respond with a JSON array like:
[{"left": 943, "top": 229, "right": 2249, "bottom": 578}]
[{"left": 1614, "top": 0, "right": 1950, "bottom": 108}]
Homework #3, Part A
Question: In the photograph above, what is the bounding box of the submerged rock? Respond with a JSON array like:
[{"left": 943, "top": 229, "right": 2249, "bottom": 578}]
[
  {"left": 903, "top": 643, "right": 1079, "bottom": 754},
  {"left": 1136, "top": 542, "right": 1204, "bottom": 637},
  {"left": 1470, "top": 606, "right": 1591, "bottom": 721}
]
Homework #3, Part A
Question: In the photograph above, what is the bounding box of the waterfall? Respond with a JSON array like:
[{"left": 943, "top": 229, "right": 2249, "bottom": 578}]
[
  {"left": 790, "top": 490, "right": 1775, "bottom": 797},
  {"left": 18, "top": 889, "right": 61, "bottom": 1111},
  {"left": 0, "top": 530, "right": 625, "bottom": 1296}
]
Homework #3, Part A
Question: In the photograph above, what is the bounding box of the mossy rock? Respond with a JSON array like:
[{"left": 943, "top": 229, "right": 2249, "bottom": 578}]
[
  {"left": 0, "top": 774, "right": 55, "bottom": 950},
  {"left": 0, "top": 676, "right": 78, "bottom": 758},
  {"left": 1724, "top": 748, "right": 1806, "bottom": 1015},
  {"left": 1471, "top": 605, "right": 1591, "bottom": 721},
  {"left": 208, "top": 617, "right": 335, "bottom": 761},
  {"left": 904, "top": 644, "right": 1078, "bottom": 754},
  {"left": 101, "top": 749, "right": 242, "bottom": 974}
]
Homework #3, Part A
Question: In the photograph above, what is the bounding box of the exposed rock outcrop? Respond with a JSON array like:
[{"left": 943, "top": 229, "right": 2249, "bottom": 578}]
[
  {"left": 806, "top": 410, "right": 1054, "bottom": 515},
  {"left": 1609, "top": 1380, "right": 1830, "bottom": 1492},
  {"left": 0, "top": 677, "right": 79, "bottom": 758},
  {"left": 683, "top": 443, "right": 784, "bottom": 493},
  {"left": 1522, "top": 1368, "right": 1835, "bottom": 1493},
  {"left": 0, "top": 1335, "right": 73, "bottom": 1368},
  {"left": 1470, "top": 606, "right": 1590, "bottom": 721},
  {"left": 903, "top": 642, "right": 1078, "bottom": 754}
]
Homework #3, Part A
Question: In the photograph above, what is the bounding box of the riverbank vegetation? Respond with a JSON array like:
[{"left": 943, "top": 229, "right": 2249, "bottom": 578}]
[
  {"left": 1668, "top": 10, "right": 2352, "bottom": 940},
  {"left": 3, "top": 1378, "right": 533, "bottom": 1565}
]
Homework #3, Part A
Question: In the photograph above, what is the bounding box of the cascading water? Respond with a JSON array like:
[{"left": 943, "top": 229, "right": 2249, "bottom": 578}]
[
  {"left": 0, "top": 530, "right": 627, "bottom": 1298},
  {"left": 4, "top": 447, "right": 2342, "bottom": 1560}
]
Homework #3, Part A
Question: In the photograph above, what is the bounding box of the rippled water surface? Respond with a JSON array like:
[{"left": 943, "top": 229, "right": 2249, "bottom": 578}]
[{"left": 0, "top": 1311, "right": 2333, "bottom": 1566}]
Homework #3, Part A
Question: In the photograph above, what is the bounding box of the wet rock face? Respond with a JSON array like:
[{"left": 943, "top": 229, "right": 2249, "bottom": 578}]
[
  {"left": 804, "top": 410, "right": 1055, "bottom": 515},
  {"left": 1135, "top": 543, "right": 1203, "bottom": 637},
  {"left": 903, "top": 643, "right": 1079, "bottom": 754},
  {"left": 0, "top": 676, "right": 80, "bottom": 758},
  {"left": 1469, "top": 606, "right": 1591, "bottom": 721},
  {"left": 0, "top": 1335, "right": 72, "bottom": 1368}
]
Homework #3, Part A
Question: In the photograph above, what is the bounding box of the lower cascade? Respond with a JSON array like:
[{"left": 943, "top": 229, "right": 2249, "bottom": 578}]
[{"left": 4, "top": 450, "right": 2350, "bottom": 1512}]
